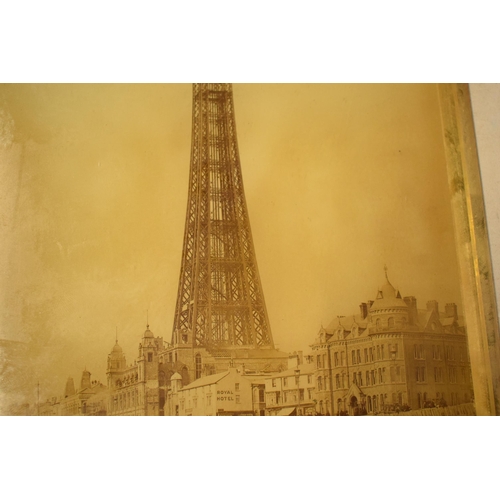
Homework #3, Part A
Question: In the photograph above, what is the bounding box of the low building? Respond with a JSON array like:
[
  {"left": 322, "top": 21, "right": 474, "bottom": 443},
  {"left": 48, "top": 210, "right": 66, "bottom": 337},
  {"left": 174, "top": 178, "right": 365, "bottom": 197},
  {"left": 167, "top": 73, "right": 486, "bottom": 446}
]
[
  {"left": 265, "top": 353, "right": 316, "bottom": 416},
  {"left": 311, "top": 271, "right": 474, "bottom": 415},
  {"left": 165, "top": 366, "right": 263, "bottom": 416}
]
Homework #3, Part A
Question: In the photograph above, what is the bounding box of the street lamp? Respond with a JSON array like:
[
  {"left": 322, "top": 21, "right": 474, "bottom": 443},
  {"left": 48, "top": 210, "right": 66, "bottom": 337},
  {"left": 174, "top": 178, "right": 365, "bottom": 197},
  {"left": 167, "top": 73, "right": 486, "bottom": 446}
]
[{"left": 295, "top": 369, "right": 301, "bottom": 416}]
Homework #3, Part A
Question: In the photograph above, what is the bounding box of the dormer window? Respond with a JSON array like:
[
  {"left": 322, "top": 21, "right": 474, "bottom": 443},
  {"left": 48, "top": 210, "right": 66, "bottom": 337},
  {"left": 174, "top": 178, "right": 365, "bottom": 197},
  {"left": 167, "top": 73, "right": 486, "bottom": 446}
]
[{"left": 148, "top": 353, "right": 153, "bottom": 362}]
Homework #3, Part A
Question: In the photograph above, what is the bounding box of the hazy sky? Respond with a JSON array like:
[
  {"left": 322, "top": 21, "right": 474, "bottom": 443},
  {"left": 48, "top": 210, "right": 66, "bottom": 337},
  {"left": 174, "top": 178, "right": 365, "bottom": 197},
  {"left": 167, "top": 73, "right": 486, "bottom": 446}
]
[{"left": 0, "top": 84, "right": 462, "bottom": 400}]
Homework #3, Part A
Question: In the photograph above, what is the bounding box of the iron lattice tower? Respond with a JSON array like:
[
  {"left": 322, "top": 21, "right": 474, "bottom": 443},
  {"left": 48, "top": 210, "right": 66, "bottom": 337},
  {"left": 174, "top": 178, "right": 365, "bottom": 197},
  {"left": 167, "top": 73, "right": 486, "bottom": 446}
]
[{"left": 172, "top": 83, "right": 274, "bottom": 350}]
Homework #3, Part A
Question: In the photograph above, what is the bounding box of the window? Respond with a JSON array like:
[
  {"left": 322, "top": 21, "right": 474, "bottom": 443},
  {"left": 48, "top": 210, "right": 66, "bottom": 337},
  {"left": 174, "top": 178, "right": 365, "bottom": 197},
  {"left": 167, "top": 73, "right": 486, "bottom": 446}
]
[
  {"left": 323, "top": 354, "right": 327, "bottom": 368},
  {"left": 381, "top": 345, "right": 385, "bottom": 360},
  {"left": 388, "top": 317, "right": 395, "bottom": 328},
  {"left": 283, "top": 377, "right": 288, "bottom": 387},
  {"left": 366, "top": 371, "right": 370, "bottom": 386},
  {"left": 416, "top": 366, "right": 426, "bottom": 382},
  {"left": 414, "top": 344, "right": 425, "bottom": 360},
  {"left": 433, "top": 345, "right": 442, "bottom": 360},
  {"left": 434, "top": 367, "right": 443, "bottom": 383},
  {"left": 147, "top": 352, "right": 153, "bottom": 362},
  {"left": 396, "top": 366, "right": 401, "bottom": 382},
  {"left": 307, "top": 374, "right": 312, "bottom": 384},
  {"left": 390, "top": 366, "right": 395, "bottom": 382},
  {"left": 272, "top": 378, "right": 276, "bottom": 388},
  {"left": 446, "top": 346, "right": 455, "bottom": 361},
  {"left": 341, "top": 352, "right": 345, "bottom": 366},
  {"left": 317, "top": 355, "right": 322, "bottom": 368},
  {"left": 308, "top": 388, "right": 313, "bottom": 399},
  {"left": 195, "top": 353, "right": 202, "bottom": 379},
  {"left": 369, "top": 348, "right": 374, "bottom": 362},
  {"left": 364, "top": 348, "right": 368, "bottom": 363},
  {"left": 236, "top": 395, "right": 240, "bottom": 404},
  {"left": 235, "top": 383, "right": 240, "bottom": 391},
  {"left": 448, "top": 366, "right": 457, "bottom": 383},
  {"left": 318, "top": 377, "right": 323, "bottom": 391},
  {"left": 352, "top": 350, "right": 356, "bottom": 365},
  {"left": 299, "top": 389, "right": 304, "bottom": 401},
  {"left": 353, "top": 372, "right": 357, "bottom": 385},
  {"left": 376, "top": 318, "right": 381, "bottom": 330},
  {"left": 335, "top": 374, "right": 340, "bottom": 389},
  {"left": 377, "top": 346, "right": 380, "bottom": 360},
  {"left": 357, "top": 350, "right": 361, "bottom": 364},
  {"left": 334, "top": 352, "right": 339, "bottom": 367},
  {"left": 358, "top": 372, "right": 363, "bottom": 386},
  {"left": 371, "top": 371, "right": 376, "bottom": 385},
  {"left": 378, "top": 368, "right": 382, "bottom": 383}
]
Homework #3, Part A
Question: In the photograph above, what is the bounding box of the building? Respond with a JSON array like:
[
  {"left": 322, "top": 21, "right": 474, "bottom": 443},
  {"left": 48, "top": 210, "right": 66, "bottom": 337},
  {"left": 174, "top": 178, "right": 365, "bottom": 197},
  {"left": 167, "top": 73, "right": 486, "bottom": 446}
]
[
  {"left": 106, "top": 325, "right": 164, "bottom": 416},
  {"left": 60, "top": 369, "right": 107, "bottom": 416},
  {"left": 311, "top": 271, "right": 474, "bottom": 415},
  {"left": 264, "top": 353, "right": 317, "bottom": 416},
  {"left": 165, "top": 366, "right": 262, "bottom": 416}
]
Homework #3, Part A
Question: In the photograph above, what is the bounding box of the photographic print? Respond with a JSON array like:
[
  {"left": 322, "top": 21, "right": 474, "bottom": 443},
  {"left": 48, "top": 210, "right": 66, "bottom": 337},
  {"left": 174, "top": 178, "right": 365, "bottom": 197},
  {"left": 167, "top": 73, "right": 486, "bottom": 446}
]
[{"left": 0, "top": 83, "right": 497, "bottom": 416}]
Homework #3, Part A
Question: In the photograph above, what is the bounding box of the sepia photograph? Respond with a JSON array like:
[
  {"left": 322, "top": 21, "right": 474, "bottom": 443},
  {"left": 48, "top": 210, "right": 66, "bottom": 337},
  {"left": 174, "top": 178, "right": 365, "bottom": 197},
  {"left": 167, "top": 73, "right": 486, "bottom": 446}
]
[{"left": 1, "top": 83, "right": 498, "bottom": 417}]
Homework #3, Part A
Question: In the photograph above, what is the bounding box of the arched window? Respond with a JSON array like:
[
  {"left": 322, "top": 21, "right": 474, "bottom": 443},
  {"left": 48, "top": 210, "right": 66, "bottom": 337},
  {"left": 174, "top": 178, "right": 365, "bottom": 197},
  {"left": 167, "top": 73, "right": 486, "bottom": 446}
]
[
  {"left": 376, "top": 318, "right": 381, "bottom": 331},
  {"left": 195, "top": 353, "right": 202, "bottom": 379},
  {"left": 367, "top": 396, "right": 372, "bottom": 412},
  {"left": 317, "top": 376, "right": 323, "bottom": 391},
  {"left": 335, "top": 374, "right": 340, "bottom": 389},
  {"left": 388, "top": 317, "right": 395, "bottom": 328}
]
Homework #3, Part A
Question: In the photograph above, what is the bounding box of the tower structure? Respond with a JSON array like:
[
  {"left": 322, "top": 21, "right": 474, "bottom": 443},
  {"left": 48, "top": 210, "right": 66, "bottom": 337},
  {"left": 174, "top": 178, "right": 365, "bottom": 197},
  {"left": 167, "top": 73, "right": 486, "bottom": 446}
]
[
  {"left": 173, "top": 83, "right": 273, "bottom": 350},
  {"left": 166, "top": 84, "right": 287, "bottom": 382}
]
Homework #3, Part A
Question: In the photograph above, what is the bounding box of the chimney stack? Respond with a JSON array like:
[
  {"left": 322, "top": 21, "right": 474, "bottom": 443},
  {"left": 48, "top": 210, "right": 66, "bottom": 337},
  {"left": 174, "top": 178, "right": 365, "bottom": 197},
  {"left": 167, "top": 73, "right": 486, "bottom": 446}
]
[
  {"left": 445, "top": 303, "right": 458, "bottom": 321},
  {"left": 404, "top": 296, "right": 418, "bottom": 325},
  {"left": 359, "top": 302, "right": 368, "bottom": 320}
]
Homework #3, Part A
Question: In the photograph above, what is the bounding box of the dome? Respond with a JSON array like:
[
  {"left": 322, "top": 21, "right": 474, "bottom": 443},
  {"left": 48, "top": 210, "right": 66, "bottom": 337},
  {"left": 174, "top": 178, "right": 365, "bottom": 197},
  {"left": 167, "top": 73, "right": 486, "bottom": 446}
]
[
  {"left": 143, "top": 328, "right": 154, "bottom": 338},
  {"left": 370, "top": 279, "right": 407, "bottom": 312},
  {"left": 112, "top": 342, "right": 123, "bottom": 353}
]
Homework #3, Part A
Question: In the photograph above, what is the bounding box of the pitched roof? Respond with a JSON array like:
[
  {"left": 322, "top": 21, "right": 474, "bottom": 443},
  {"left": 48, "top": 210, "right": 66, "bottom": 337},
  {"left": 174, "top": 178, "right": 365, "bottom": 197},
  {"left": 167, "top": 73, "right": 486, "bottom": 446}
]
[{"left": 180, "top": 371, "right": 229, "bottom": 391}]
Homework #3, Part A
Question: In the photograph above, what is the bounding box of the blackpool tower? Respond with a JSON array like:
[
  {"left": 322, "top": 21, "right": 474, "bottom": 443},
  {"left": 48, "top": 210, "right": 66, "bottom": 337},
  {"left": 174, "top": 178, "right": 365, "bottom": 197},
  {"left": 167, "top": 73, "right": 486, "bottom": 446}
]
[{"left": 164, "top": 84, "right": 287, "bottom": 383}]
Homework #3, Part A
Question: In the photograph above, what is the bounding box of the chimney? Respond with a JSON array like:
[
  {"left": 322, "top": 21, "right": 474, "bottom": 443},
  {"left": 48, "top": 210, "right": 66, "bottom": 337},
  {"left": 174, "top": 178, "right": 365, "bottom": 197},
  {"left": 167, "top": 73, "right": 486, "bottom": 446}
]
[
  {"left": 359, "top": 302, "right": 368, "bottom": 320},
  {"left": 404, "top": 296, "right": 418, "bottom": 325},
  {"left": 445, "top": 303, "right": 458, "bottom": 321},
  {"left": 427, "top": 300, "right": 439, "bottom": 314}
]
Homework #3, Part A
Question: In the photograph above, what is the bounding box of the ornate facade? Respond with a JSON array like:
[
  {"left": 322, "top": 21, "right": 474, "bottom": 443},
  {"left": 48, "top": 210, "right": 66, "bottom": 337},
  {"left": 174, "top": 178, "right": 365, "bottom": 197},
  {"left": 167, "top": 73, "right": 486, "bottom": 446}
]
[{"left": 311, "top": 271, "right": 474, "bottom": 415}]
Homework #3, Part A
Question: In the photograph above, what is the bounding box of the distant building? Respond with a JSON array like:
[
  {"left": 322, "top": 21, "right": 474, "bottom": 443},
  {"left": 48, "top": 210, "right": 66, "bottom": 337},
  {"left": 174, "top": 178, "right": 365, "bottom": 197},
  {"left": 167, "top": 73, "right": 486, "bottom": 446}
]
[
  {"left": 60, "top": 369, "right": 107, "bottom": 416},
  {"left": 310, "top": 271, "right": 474, "bottom": 415}
]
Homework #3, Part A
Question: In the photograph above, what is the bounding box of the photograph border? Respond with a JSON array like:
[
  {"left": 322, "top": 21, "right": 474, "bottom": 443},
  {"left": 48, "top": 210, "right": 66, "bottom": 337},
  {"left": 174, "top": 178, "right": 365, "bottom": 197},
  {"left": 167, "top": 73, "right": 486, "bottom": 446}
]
[{"left": 439, "top": 83, "right": 500, "bottom": 415}]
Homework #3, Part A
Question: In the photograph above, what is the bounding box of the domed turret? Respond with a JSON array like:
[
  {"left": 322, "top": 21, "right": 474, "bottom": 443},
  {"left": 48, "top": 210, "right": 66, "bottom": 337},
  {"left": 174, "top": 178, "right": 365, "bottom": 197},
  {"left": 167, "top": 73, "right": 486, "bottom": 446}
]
[{"left": 369, "top": 267, "right": 409, "bottom": 331}]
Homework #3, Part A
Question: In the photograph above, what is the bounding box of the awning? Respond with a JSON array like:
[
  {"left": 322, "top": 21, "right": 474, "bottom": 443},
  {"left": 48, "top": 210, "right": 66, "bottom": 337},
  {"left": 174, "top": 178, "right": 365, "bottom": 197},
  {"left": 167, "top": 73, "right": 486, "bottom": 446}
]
[{"left": 277, "top": 406, "right": 297, "bottom": 416}]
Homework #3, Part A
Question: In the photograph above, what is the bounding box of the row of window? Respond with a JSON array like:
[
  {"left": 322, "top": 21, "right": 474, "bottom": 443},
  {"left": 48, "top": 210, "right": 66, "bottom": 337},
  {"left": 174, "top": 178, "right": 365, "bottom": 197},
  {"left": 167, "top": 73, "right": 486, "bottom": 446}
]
[
  {"left": 112, "top": 390, "right": 141, "bottom": 411},
  {"left": 271, "top": 374, "right": 313, "bottom": 388},
  {"left": 267, "top": 389, "right": 312, "bottom": 405},
  {"left": 414, "top": 344, "right": 468, "bottom": 361}
]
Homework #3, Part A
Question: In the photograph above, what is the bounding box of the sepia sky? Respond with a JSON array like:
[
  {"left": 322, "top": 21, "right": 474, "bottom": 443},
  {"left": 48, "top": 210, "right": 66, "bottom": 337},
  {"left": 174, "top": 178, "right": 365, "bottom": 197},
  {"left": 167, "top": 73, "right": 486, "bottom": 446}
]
[{"left": 0, "top": 84, "right": 463, "bottom": 399}]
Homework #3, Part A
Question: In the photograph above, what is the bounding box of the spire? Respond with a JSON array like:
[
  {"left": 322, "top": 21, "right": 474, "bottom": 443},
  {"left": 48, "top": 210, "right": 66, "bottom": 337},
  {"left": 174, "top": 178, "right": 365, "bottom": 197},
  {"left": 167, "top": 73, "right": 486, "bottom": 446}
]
[
  {"left": 115, "top": 326, "right": 118, "bottom": 344},
  {"left": 147, "top": 309, "right": 149, "bottom": 329},
  {"left": 384, "top": 264, "right": 389, "bottom": 282}
]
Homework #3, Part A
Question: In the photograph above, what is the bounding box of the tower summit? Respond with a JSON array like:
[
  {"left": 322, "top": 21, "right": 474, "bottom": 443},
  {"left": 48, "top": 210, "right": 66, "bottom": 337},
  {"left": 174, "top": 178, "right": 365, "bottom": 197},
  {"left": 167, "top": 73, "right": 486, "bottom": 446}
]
[{"left": 172, "top": 84, "right": 274, "bottom": 350}]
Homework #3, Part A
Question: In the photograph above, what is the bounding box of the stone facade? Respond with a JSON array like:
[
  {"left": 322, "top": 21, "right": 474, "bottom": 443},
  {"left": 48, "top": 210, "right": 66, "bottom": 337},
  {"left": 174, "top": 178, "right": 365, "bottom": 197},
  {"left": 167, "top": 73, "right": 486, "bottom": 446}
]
[{"left": 311, "top": 274, "right": 474, "bottom": 415}]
